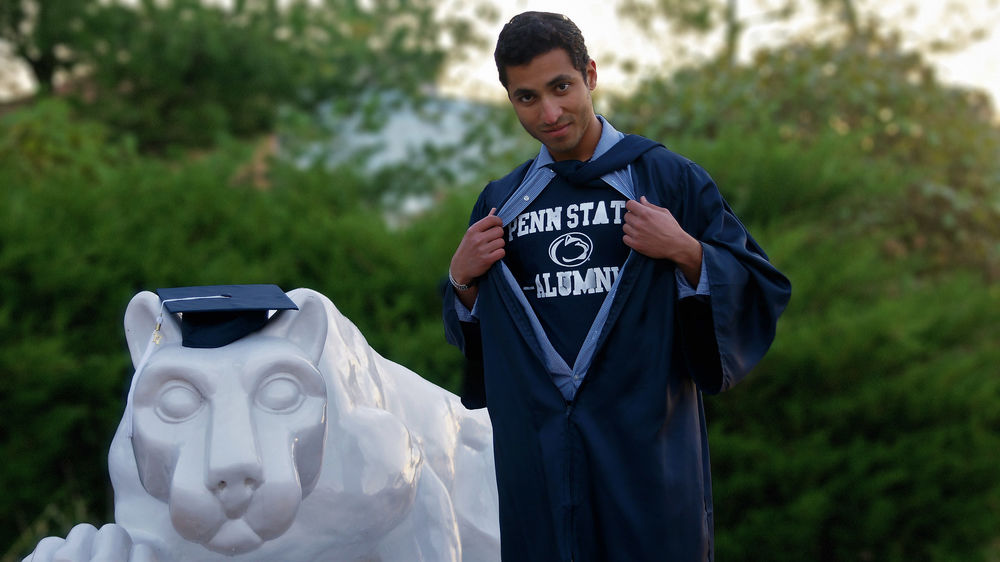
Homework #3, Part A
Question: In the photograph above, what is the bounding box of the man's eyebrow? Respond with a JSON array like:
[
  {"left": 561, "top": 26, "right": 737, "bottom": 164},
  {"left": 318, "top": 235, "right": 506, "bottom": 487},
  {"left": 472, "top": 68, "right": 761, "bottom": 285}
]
[
  {"left": 511, "top": 87, "right": 536, "bottom": 99},
  {"left": 547, "top": 73, "right": 575, "bottom": 88},
  {"left": 511, "top": 73, "right": 578, "bottom": 98}
]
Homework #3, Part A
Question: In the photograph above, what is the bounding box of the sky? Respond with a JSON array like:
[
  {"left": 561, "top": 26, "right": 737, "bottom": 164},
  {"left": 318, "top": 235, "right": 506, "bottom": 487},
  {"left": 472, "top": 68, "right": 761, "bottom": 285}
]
[{"left": 438, "top": 0, "right": 1000, "bottom": 112}]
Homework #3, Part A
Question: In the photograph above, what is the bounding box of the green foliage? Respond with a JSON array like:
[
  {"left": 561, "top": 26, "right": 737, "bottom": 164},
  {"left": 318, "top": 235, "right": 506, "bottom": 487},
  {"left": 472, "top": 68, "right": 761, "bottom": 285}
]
[
  {"left": 0, "top": 0, "right": 95, "bottom": 88},
  {"left": 619, "top": 0, "right": 720, "bottom": 33},
  {"left": 707, "top": 229, "right": 1000, "bottom": 560},
  {"left": 617, "top": 1, "right": 1000, "bottom": 69},
  {"left": 3, "top": 0, "right": 475, "bottom": 151}
]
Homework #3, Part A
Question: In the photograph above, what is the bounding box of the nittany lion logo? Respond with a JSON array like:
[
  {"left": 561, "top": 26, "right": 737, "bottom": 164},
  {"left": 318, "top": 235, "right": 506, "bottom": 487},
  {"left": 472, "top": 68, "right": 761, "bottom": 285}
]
[{"left": 548, "top": 232, "right": 593, "bottom": 267}]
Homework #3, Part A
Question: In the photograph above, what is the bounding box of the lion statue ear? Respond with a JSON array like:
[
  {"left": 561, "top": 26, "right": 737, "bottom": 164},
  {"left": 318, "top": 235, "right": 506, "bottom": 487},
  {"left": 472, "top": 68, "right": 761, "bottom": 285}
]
[
  {"left": 260, "top": 288, "right": 328, "bottom": 364},
  {"left": 124, "top": 291, "right": 182, "bottom": 369}
]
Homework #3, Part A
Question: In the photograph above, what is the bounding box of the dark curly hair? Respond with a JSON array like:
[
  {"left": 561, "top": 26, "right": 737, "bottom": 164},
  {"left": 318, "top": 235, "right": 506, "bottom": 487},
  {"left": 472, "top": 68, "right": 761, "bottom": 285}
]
[{"left": 494, "top": 12, "right": 590, "bottom": 89}]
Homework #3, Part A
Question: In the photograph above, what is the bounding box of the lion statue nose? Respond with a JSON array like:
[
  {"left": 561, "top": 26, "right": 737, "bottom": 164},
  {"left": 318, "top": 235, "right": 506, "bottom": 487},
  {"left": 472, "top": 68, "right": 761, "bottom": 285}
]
[{"left": 210, "top": 464, "right": 262, "bottom": 518}]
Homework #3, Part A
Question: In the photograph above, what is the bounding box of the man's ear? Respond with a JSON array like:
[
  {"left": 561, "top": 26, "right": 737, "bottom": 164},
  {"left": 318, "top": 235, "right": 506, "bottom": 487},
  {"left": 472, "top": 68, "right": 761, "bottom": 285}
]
[
  {"left": 585, "top": 58, "right": 597, "bottom": 91},
  {"left": 124, "top": 291, "right": 181, "bottom": 368},
  {"left": 260, "top": 288, "right": 327, "bottom": 365}
]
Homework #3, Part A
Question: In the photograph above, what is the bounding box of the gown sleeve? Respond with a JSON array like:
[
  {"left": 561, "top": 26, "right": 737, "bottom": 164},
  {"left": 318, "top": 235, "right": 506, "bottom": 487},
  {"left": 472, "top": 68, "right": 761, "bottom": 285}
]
[
  {"left": 442, "top": 161, "right": 535, "bottom": 408},
  {"left": 672, "top": 161, "right": 792, "bottom": 394},
  {"left": 442, "top": 190, "right": 493, "bottom": 409}
]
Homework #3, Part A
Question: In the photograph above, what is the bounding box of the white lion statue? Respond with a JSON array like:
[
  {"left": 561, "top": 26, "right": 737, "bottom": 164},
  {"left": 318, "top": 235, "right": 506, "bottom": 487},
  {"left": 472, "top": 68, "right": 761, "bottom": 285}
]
[{"left": 24, "top": 288, "right": 500, "bottom": 561}]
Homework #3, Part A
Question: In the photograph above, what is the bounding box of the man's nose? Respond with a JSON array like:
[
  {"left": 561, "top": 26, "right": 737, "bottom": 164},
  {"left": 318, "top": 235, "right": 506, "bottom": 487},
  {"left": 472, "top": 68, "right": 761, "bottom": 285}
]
[{"left": 540, "top": 97, "right": 562, "bottom": 125}]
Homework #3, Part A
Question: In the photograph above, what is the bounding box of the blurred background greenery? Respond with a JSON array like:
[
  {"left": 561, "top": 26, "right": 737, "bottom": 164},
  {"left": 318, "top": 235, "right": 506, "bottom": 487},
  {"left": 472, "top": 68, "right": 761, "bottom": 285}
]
[{"left": 1, "top": 0, "right": 998, "bottom": 560}]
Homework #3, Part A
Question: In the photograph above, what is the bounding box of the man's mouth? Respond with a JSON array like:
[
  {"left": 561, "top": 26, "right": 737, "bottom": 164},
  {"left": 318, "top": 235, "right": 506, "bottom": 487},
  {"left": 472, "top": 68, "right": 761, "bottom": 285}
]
[{"left": 543, "top": 122, "right": 571, "bottom": 136}]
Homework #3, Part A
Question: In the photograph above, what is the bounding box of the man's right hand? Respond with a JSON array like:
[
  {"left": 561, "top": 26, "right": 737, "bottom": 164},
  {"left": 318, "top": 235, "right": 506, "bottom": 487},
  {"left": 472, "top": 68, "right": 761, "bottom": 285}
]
[{"left": 449, "top": 208, "right": 505, "bottom": 310}]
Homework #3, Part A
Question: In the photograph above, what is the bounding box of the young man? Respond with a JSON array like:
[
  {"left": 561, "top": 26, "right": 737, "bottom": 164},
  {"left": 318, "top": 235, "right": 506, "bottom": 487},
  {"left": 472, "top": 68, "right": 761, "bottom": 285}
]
[{"left": 444, "top": 11, "right": 791, "bottom": 561}]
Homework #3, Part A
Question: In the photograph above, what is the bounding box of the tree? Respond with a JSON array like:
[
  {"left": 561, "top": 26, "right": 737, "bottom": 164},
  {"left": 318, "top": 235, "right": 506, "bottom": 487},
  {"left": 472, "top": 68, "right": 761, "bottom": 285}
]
[
  {"left": 0, "top": 0, "right": 96, "bottom": 91},
  {"left": 617, "top": 0, "right": 794, "bottom": 66},
  {"left": 617, "top": 0, "right": 1000, "bottom": 68},
  {"left": 1, "top": 0, "right": 484, "bottom": 149}
]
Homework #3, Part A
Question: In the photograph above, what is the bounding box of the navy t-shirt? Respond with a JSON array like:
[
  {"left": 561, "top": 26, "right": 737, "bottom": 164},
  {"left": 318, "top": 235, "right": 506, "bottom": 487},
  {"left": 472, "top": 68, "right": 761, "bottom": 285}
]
[{"left": 503, "top": 172, "right": 630, "bottom": 366}]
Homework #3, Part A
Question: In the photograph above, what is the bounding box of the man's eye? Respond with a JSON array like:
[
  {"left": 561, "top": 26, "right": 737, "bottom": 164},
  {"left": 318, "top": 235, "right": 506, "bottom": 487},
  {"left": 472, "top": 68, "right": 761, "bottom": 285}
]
[
  {"left": 518, "top": 94, "right": 534, "bottom": 103},
  {"left": 556, "top": 83, "right": 570, "bottom": 92}
]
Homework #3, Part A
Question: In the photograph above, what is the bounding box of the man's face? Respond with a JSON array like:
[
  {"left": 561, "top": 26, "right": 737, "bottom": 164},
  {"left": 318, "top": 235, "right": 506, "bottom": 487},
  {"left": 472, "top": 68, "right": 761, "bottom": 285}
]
[{"left": 504, "top": 48, "right": 600, "bottom": 162}]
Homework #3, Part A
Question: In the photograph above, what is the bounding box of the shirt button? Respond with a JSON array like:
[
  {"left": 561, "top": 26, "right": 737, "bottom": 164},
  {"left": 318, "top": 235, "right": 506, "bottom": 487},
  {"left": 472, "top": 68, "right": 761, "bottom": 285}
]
[{"left": 523, "top": 195, "right": 530, "bottom": 201}]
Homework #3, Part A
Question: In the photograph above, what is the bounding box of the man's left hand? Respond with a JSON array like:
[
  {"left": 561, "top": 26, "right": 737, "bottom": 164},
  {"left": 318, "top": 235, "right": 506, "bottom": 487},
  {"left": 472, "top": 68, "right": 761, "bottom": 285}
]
[{"left": 623, "top": 196, "right": 703, "bottom": 285}]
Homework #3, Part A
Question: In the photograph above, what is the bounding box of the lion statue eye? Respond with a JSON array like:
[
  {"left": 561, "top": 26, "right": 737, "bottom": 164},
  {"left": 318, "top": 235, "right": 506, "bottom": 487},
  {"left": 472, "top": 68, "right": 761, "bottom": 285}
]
[
  {"left": 156, "top": 381, "right": 204, "bottom": 422},
  {"left": 256, "top": 374, "right": 305, "bottom": 413}
]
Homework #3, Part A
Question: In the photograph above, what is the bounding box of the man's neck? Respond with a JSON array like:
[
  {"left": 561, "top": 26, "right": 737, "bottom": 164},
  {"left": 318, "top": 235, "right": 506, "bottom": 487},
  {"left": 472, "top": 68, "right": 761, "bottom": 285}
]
[{"left": 546, "top": 115, "right": 603, "bottom": 162}]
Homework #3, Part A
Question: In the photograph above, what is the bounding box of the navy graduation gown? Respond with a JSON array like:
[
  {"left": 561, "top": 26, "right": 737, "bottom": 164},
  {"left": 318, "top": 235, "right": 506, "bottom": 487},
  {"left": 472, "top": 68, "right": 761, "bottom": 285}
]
[{"left": 444, "top": 139, "right": 791, "bottom": 561}]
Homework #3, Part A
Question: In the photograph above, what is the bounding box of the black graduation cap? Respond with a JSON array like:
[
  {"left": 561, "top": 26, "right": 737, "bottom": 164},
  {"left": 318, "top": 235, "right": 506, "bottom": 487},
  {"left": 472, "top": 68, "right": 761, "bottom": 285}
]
[{"left": 157, "top": 284, "right": 297, "bottom": 348}]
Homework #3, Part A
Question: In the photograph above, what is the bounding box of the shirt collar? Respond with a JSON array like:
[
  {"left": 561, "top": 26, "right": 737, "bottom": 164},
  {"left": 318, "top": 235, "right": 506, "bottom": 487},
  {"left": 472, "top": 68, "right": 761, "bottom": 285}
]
[{"left": 527, "top": 115, "right": 624, "bottom": 174}]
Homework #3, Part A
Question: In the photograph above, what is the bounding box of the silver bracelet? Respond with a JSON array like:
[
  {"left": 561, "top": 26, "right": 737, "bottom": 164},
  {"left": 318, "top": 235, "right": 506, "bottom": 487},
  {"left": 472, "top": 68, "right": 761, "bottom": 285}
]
[{"left": 448, "top": 270, "right": 474, "bottom": 291}]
